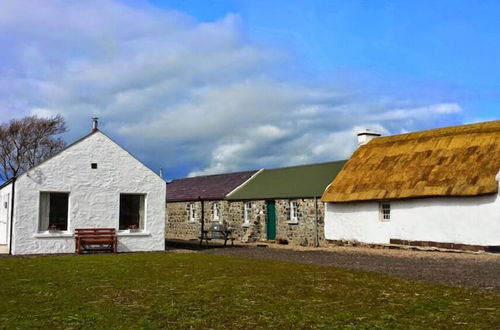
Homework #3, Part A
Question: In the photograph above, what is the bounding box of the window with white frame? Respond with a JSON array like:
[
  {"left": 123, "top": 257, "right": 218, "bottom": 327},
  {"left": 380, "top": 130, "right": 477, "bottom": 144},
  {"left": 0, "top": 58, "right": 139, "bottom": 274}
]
[
  {"left": 119, "top": 194, "right": 145, "bottom": 230},
  {"left": 290, "top": 200, "right": 298, "bottom": 222},
  {"left": 212, "top": 202, "right": 220, "bottom": 221},
  {"left": 188, "top": 203, "right": 195, "bottom": 222},
  {"left": 39, "top": 192, "right": 69, "bottom": 231},
  {"left": 379, "top": 201, "right": 390, "bottom": 221},
  {"left": 243, "top": 202, "right": 252, "bottom": 225}
]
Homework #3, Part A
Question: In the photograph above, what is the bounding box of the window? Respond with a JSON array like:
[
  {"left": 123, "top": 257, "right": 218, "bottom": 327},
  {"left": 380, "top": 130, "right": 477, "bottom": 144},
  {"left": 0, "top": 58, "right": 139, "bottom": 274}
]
[
  {"left": 188, "top": 203, "right": 195, "bottom": 222},
  {"left": 212, "top": 202, "right": 220, "bottom": 221},
  {"left": 244, "top": 202, "right": 252, "bottom": 224},
  {"left": 379, "top": 201, "right": 390, "bottom": 221},
  {"left": 290, "top": 201, "right": 298, "bottom": 222},
  {"left": 91, "top": 163, "right": 98, "bottom": 169},
  {"left": 119, "top": 194, "right": 145, "bottom": 230},
  {"left": 39, "top": 192, "right": 69, "bottom": 231}
]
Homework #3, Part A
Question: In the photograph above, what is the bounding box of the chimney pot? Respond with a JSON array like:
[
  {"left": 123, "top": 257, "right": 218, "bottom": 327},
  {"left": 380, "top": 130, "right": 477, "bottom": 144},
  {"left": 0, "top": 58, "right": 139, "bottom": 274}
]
[
  {"left": 92, "top": 117, "right": 99, "bottom": 132},
  {"left": 357, "top": 129, "right": 380, "bottom": 145}
]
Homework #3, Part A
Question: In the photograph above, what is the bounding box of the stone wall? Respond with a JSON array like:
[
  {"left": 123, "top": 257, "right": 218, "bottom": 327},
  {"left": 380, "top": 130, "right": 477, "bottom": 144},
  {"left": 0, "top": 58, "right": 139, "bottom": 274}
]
[
  {"left": 166, "top": 198, "right": 325, "bottom": 246},
  {"left": 274, "top": 198, "right": 325, "bottom": 246}
]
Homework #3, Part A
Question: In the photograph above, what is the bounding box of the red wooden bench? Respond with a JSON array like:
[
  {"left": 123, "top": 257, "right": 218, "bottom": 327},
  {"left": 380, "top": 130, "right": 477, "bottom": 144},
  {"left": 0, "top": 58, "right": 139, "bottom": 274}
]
[{"left": 75, "top": 228, "right": 117, "bottom": 254}]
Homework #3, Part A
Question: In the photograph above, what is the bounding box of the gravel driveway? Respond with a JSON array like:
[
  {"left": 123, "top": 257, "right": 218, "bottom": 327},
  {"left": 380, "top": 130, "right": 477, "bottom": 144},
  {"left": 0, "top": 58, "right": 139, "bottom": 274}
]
[{"left": 168, "top": 240, "right": 500, "bottom": 292}]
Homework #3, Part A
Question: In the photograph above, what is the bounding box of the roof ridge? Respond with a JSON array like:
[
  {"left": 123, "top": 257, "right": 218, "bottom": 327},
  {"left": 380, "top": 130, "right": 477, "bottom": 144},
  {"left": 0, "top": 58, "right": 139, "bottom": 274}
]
[
  {"left": 170, "top": 169, "right": 258, "bottom": 182},
  {"left": 372, "top": 120, "right": 500, "bottom": 144},
  {"left": 264, "top": 159, "right": 347, "bottom": 172}
]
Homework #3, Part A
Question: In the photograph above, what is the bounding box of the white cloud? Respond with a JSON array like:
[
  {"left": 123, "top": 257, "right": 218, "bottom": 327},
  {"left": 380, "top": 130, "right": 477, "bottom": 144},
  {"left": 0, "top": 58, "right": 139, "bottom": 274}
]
[{"left": 0, "top": 0, "right": 464, "bottom": 178}]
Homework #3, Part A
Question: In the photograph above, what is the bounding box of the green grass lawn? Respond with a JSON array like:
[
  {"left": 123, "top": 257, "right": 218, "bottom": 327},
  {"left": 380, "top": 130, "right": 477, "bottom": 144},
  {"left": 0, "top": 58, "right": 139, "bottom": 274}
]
[{"left": 0, "top": 253, "right": 498, "bottom": 329}]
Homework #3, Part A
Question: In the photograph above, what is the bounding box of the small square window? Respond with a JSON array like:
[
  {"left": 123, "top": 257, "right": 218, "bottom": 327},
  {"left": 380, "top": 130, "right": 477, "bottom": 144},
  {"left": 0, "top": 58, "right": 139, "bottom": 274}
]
[
  {"left": 379, "top": 202, "right": 390, "bottom": 221},
  {"left": 91, "top": 163, "right": 98, "bottom": 169}
]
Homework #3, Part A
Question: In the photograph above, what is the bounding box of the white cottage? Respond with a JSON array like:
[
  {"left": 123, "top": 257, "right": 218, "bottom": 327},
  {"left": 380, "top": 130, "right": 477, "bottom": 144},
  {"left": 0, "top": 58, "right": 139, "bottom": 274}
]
[
  {"left": 0, "top": 123, "right": 166, "bottom": 255},
  {"left": 322, "top": 121, "right": 500, "bottom": 251}
]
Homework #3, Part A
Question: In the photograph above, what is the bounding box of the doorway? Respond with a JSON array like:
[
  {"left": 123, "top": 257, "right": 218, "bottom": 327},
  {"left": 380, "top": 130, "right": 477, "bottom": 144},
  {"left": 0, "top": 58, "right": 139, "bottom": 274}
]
[
  {"left": 0, "top": 194, "right": 9, "bottom": 245},
  {"left": 266, "top": 201, "right": 276, "bottom": 240}
]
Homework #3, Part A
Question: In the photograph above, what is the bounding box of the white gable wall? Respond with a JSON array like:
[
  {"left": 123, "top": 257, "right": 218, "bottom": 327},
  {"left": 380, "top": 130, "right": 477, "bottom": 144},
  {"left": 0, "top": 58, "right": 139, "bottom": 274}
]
[
  {"left": 325, "top": 192, "right": 500, "bottom": 246},
  {"left": 11, "top": 132, "right": 166, "bottom": 255}
]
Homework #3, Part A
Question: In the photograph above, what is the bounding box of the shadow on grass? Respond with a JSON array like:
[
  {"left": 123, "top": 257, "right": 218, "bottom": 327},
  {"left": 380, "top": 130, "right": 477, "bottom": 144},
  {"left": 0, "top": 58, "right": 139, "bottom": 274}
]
[{"left": 165, "top": 239, "right": 246, "bottom": 251}]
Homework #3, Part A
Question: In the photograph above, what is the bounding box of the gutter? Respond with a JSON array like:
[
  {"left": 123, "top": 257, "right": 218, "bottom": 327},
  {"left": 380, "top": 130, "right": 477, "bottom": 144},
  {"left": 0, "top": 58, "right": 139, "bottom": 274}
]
[{"left": 8, "top": 177, "right": 16, "bottom": 255}]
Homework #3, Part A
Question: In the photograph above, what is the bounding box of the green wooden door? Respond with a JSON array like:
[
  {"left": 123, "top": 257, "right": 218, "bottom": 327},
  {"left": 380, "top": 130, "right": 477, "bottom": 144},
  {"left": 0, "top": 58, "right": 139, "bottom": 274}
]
[{"left": 266, "top": 201, "right": 276, "bottom": 240}]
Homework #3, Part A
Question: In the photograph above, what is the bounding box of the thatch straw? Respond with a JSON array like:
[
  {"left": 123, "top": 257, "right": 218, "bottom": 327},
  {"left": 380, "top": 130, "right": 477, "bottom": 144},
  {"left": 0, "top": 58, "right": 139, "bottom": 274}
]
[{"left": 322, "top": 120, "right": 500, "bottom": 202}]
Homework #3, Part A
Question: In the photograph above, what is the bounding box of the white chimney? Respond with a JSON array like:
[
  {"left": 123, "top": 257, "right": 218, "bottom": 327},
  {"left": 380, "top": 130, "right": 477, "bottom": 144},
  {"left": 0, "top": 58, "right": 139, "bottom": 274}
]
[
  {"left": 357, "top": 129, "right": 380, "bottom": 146},
  {"left": 92, "top": 117, "right": 99, "bottom": 132}
]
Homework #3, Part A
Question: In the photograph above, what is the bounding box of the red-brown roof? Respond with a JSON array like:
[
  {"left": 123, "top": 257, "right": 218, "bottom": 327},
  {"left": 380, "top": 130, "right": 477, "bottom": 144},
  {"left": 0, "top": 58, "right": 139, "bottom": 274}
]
[{"left": 166, "top": 170, "right": 258, "bottom": 202}]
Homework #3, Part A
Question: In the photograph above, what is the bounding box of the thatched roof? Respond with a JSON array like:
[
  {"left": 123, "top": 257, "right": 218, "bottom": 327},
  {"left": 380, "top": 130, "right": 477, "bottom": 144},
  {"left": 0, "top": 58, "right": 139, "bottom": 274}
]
[{"left": 322, "top": 121, "right": 500, "bottom": 202}]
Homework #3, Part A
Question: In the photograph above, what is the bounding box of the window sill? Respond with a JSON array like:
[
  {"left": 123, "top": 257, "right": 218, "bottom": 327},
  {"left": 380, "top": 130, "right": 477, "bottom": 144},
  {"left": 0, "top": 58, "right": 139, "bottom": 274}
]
[
  {"left": 33, "top": 232, "right": 73, "bottom": 238},
  {"left": 288, "top": 221, "right": 299, "bottom": 225},
  {"left": 117, "top": 231, "right": 151, "bottom": 237},
  {"left": 242, "top": 222, "right": 250, "bottom": 228},
  {"left": 186, "top": 220, "right": 197, "bottom": 223}
]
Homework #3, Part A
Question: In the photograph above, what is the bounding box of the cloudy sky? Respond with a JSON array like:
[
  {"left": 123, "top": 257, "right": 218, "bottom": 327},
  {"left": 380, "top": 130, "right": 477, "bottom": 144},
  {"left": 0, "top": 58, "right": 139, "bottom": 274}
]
[{"left": 1, "top": 0, "right": 499, "bottom": 179}]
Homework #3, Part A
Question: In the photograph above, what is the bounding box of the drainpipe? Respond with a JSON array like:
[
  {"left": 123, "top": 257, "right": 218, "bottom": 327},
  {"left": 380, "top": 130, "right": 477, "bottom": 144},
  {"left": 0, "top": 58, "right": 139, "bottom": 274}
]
[
  {"left": 8, "top": 177, "right": 16, "bottom": 255},
  {"left": 199, "top": 197, "right": 204, "bottom": 234},
  {"left": 314, "top": 196, "right": 319, "bottom": 247}
]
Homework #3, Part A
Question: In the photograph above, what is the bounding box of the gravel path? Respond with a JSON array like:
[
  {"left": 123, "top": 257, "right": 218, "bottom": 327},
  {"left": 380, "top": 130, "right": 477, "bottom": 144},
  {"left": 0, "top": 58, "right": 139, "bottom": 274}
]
[{"left": 169, "top": 241, "right": 500, "bottom": 292}]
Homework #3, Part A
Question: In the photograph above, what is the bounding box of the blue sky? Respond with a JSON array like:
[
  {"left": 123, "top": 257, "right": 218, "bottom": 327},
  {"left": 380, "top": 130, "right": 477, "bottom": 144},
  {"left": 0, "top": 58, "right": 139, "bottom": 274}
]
[
  {"left": 0, "top": 0, "right": 498, "bottom": 179},
  {"left": 158, "top": 0, "right": 500, "bottom": 116}
]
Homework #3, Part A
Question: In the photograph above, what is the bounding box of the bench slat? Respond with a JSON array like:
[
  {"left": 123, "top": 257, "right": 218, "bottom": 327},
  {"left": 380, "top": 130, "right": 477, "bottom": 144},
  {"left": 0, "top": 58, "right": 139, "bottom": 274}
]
[{"left": 75, "top": 228, "right": 117, "bottom": 254}]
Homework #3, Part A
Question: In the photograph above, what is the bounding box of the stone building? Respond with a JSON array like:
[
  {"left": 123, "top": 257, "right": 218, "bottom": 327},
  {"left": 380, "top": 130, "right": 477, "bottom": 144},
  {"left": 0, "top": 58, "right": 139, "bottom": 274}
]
[
  {"left": 166, "top": 161, "right": 347, "bottom": 246},
  {"left": 165, "top": 170, "right": 259, "bottom": 241},
  {"left": 226, "top": 160, "right": 346, "bottom": 246}
]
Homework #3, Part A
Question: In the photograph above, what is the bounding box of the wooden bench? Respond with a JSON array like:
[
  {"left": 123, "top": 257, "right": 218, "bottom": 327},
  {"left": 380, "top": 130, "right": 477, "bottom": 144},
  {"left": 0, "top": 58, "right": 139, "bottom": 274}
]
[
  {"left": 75, "top": 228, "right": 117, "bottom": 254},
  {"left": 199, "top": 229, "right": 235, "bottom": 247}
]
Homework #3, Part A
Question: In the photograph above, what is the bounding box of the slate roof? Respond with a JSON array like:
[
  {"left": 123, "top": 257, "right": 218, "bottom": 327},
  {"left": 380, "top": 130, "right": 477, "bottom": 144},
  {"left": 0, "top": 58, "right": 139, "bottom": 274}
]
[
  {"left": 166, "top": 170, "right": 259, "bottom": 202},
  {"left": 322, "top": 120, "right": 500, "bottom": 202},
  {"left": 226, "top": 160, "right": 347, "bottom": 200}
]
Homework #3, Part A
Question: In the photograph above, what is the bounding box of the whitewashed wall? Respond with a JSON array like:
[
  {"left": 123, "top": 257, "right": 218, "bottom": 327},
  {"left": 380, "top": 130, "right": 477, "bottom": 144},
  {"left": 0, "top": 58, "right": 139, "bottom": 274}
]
[
  {"left": 325, "top": 190, "right": 500, "bottom": 246},
  {"left": 11, "top": 132, "right": 166, "bottom": 255},
  {"left": 0, "top": 182, "right": 13, "bottom": 248}
]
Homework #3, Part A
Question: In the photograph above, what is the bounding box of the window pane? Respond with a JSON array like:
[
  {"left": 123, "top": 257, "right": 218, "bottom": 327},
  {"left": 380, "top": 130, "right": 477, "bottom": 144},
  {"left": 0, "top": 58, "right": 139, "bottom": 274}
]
[
  {"left": 39, "top": 192, "right": 69, "bottom": 231},
  {"left": 119, "top": 194, "right": 144, "bottom": 230}
]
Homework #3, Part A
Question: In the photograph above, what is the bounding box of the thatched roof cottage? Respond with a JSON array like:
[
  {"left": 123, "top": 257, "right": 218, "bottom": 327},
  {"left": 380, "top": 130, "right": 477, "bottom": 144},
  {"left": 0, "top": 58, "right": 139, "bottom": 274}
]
[{"left": 322, "top": 121, "right": 500, "bottom": 251}]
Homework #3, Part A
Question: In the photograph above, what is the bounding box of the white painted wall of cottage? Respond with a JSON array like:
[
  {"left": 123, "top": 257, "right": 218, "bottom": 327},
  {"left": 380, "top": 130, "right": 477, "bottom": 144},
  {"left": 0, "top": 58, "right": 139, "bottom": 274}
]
[
  {"left": 11, "top": 131, "right": 166, "bottom": 255},
  {"left": 325, "top": 186, "right": 500, "bottom": 246}
]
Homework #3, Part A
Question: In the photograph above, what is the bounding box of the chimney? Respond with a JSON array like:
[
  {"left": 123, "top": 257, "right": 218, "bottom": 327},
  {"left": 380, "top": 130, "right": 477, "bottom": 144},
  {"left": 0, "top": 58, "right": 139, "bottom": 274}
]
[
  {"left": 92, "top": 117, "right": 99, "bottom": 132},
  {"left": 357, "top": 129, "right": 380, "bottom": 146}
]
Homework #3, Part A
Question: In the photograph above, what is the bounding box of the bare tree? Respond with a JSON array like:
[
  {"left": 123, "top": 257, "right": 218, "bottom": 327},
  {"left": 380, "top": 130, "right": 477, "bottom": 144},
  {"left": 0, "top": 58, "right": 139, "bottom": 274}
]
[{"left": 0, "top": 115, "right": 67, "bottom": 181}]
